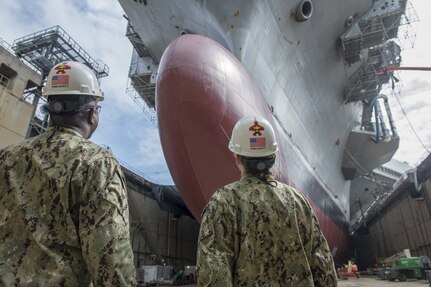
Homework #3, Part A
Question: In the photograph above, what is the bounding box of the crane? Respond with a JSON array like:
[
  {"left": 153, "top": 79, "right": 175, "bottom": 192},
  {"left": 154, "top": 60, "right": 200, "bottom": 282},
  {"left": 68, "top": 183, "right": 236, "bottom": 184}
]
[
  {"left": 385, "top": 65, "right": 431, "bottom": 71},
  {"left": 376, "top": 65, "right": 431, "bottom": 85}
]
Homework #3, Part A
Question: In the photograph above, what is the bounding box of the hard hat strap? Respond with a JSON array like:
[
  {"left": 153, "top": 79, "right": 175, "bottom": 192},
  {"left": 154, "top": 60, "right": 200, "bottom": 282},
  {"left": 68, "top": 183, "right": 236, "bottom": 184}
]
[{"left": 48, "top": 95, "right": 97, "bottom": 114}]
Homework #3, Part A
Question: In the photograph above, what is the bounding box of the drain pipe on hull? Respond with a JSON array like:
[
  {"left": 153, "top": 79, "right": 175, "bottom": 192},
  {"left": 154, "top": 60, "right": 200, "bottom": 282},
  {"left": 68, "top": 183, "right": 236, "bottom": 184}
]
[
  {"left": 372, "top": 102, "right": 381, "bottom": 143},
  {"left": 379, "top": 94, "right": 399, "bottom": 140}
]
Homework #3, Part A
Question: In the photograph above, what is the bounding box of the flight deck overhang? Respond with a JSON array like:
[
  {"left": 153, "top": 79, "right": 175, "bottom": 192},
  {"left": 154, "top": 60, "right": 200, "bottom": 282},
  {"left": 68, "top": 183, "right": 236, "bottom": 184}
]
[{"left": 342, "top": 129, "right": 399, "bottom": 180}]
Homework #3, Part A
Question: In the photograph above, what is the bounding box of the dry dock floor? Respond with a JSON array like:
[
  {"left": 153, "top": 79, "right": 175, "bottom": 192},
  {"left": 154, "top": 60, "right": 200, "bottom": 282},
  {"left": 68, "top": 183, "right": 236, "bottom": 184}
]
[
  {"left": 165, "top": 276, "right": 430, "bottom": 286},
  {"left": 338, "top": 275, "right": 429, "bottom": 286}
]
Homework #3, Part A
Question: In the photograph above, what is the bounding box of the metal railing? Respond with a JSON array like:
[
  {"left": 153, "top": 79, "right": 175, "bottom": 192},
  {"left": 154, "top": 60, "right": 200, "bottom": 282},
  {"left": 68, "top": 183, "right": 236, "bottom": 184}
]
[{"left": 12, "top": 25, "right": 109, "bottom": 77}]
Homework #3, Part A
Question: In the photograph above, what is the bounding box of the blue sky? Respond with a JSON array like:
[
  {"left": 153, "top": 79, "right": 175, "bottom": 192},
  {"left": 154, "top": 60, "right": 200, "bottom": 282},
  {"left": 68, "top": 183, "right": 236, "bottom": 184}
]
[
  {"left": 0, "top": 0, "right": 430, "bottom": 184},
  {"left": 0, "top": 0, "right": 173, "bottom": 184}
]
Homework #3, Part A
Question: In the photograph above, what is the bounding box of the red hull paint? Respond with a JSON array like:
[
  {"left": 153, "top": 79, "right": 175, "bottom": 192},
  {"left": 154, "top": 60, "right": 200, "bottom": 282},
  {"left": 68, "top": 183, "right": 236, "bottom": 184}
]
[
  {"left": 157, "top": 34, "right": 349, "bottom": 262},
  {"left": 309, "top": 200, "right": 350, "bottom": 262}
]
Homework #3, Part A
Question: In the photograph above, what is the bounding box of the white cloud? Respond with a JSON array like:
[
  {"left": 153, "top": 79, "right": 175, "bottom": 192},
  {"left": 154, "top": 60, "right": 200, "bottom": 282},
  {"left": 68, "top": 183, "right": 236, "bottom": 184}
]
[
  {"left": 388, "top": 0, "right": 431, "bottom": 166},
  {"left": 135, "top": 126, "right": 169, "bottom": 167},
  {"left": 400, "top": 78, "right": 431, "bottom": 97}
]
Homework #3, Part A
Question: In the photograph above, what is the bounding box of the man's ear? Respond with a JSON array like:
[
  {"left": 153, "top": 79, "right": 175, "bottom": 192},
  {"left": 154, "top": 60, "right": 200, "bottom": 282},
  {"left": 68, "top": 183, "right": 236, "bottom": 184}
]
[{"left": 88, "top": 108, "right": 97, "bottom": 125}]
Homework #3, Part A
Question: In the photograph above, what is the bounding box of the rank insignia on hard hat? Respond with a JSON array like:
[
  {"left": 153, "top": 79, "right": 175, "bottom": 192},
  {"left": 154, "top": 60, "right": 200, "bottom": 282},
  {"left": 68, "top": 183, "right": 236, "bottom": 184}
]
[
  {"left": 250, "top": 137, "right": 266, "bottom": 149},
  {"left": 249, "top": 120, "right": 265, "bottom": 136},
  {"left": 55, "top": 63, "right": 72, "bottom": 74}
]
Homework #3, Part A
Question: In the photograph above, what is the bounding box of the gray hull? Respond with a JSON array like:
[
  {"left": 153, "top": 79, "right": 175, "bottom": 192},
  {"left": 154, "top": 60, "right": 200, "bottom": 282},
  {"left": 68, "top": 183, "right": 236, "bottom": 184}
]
[{"left": 119, "top": 0, "right": 409, "bottom": 260}]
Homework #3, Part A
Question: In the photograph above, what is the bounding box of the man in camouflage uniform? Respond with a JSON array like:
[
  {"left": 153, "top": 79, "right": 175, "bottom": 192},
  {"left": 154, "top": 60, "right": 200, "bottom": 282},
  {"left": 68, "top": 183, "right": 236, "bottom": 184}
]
[
  {"left": 0, "top": 61, "right": 136, "bottom": 286},
  {"left": 197, "top": 116, "right": 337, "bottom": 286}
]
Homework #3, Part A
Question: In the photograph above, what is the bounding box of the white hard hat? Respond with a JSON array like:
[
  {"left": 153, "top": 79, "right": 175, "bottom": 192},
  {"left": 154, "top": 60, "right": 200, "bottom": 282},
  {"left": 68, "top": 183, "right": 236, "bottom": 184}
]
[
  {"left": 44, "top": 61, "right": 104, "bottom": 101},
  {"left": 229, "top": 116, "right": 278, "bottom": 157}
]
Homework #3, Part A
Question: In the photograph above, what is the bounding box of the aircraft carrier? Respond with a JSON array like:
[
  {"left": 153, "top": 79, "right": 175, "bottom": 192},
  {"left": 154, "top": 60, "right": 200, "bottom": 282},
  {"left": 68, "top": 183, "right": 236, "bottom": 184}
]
[{"left": 117, "top": 0, "right": 418, "bottom": 262}]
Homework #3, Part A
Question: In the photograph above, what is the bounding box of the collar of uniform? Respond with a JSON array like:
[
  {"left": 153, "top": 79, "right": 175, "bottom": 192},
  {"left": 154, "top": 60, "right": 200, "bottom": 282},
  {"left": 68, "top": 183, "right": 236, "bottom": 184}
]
[
  {"left": 46, "top": 126, "right": 84, "bottom": 138},
  {"left": 240, "top": 173, "right": 255, "bottom": 180}
]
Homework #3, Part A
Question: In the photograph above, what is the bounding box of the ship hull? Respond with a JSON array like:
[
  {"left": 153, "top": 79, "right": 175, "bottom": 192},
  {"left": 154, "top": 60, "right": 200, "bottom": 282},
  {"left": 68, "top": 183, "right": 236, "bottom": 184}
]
[
  {"left": 118, "top": 0, "right": 379, "bottom": 263},
  {"left": 157, "top": 34, "right": 349, "bottom": 261}
]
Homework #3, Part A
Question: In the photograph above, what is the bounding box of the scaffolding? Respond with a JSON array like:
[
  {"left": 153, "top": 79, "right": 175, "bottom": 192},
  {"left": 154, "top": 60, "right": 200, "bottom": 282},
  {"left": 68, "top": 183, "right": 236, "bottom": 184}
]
[
  {"left": 7, "top": 25, "right": 110, "bottom": 137},
  {"left": 342, "top": 1, "right": 418, "bottom": 103},
  {"left": 344, "top": 41, "right": 402, "bottom": 103},
  {"left": 126, "top": 22, "right": 157, "bottom": 62},
  {"left": 125, "top": 21, "right": 158, "bottom": 126},
  {"left": 340, "top": 0, "right": 418, "bottom": 185},
  {"left": 12, "top": 25, "right": 109, "bottom": 78},
  {"left": 126, "top": 80, "right": 157, "bottom": 125},
  {"left": 341, "top": 0, "right": 417, "bottom": 66}
]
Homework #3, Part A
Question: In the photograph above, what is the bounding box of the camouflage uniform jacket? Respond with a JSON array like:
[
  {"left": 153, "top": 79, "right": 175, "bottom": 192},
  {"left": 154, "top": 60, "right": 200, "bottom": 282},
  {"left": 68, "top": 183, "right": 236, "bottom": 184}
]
[
  {"left": 197, "top": 175, "right": 337, "bottom": 287},
  {"left": 0, "top": 126, "right": 136, "bottom": 287}
]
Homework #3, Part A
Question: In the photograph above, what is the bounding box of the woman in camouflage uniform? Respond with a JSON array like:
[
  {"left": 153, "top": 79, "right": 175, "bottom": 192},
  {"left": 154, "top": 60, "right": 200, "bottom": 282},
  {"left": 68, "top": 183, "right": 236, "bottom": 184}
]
[{"left": 196, "top": 116, "right": 337, "bottom": 286}]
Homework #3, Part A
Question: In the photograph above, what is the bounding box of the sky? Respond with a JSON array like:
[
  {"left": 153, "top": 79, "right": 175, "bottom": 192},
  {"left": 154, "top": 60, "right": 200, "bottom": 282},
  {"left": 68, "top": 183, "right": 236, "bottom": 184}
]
[{"left": 0, "top": 0, "right": 429, "bottom": 185}]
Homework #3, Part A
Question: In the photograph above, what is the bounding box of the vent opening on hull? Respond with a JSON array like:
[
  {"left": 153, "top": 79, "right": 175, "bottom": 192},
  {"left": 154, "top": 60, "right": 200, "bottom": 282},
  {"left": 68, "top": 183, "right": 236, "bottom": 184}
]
[{"left": 296, "top": 0, "right": 313, "bottom": 22}]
